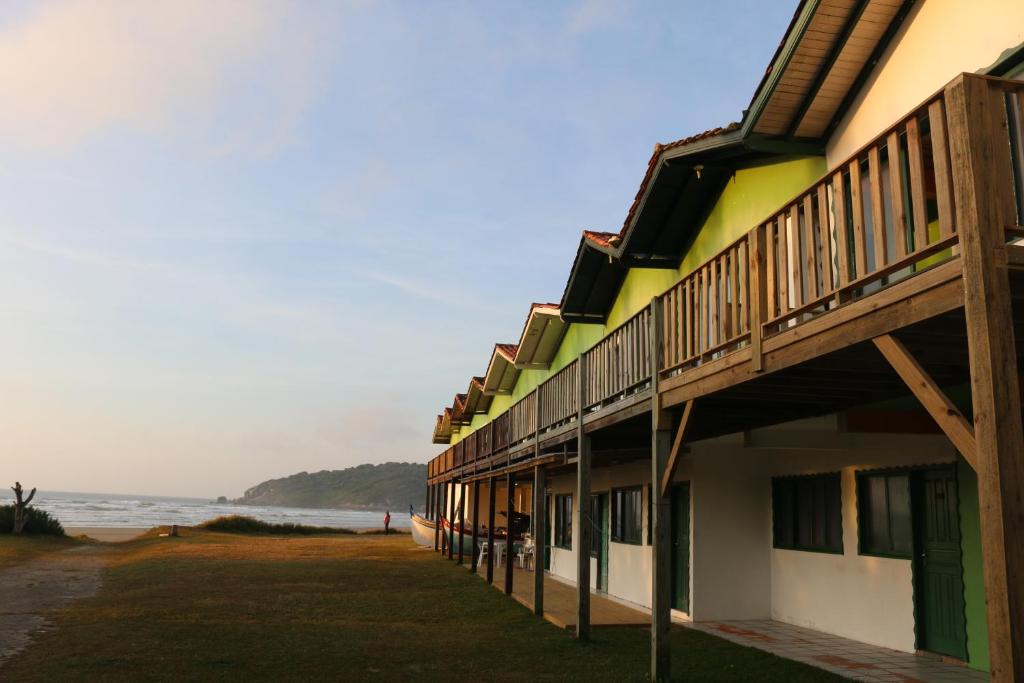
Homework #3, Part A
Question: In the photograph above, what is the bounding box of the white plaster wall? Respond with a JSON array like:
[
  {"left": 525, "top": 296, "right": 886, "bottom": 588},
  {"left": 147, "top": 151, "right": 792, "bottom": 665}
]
[
  {"left": 687, "top": 437, "right": 772, "bottom": 622},
  {"left": 757, "top": 427, "right": 955, "bottom": 652},
  {"left": 827, "top": 0, "right": 1024, "bottom": 166},
  {"left": 544, "top": 463, "right": 654, "bottom": 608}
]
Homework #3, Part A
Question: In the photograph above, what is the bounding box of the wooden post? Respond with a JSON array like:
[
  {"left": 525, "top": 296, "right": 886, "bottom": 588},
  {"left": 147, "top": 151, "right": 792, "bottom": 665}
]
[
  {"left": 576, "top": 352, "right": 591, "bottom": 640},
  {"left": 533, "top": 464, "right": 546, "bottom": 616},
  {"left": 470, "top": 479, "right": 481, "bottom": 573},
  {"left": 457, "top": 482, "right": 467, "bottom": 565},
  {"left": 946, "top": 74, "right": 1024, "bottom": 682},
  {"left": 486, "top": 476, "right": 497, "bottom": 585},
  {"left": 649, "top": 298, "right": 672, "bottom": 682},
  {"left": 505, "top": 472, "right": 515, "bottom": 595},
  {"left": 433, "top": 483, "right": 442, "bottom": 552},
  {"left": 447, "top": 479, "right": 456, "bottom": 560}
]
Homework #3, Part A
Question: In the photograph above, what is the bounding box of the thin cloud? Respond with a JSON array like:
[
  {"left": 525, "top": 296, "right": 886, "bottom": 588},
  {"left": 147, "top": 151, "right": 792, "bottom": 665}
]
[{"left": 0, "top": 0, "right": 337, "bottom": 154}]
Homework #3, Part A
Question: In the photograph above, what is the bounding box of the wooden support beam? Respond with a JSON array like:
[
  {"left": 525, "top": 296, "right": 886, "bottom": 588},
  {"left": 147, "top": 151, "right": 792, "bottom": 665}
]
[
  {"left": 947, "top": 74, "right": 1024, "bottom": 683},
  {"left": 486, "top": 477, "right": 496, "bottom": 585},
  {"left": 576, "top": 352, "right": 591, "bottom": 640},
  {"left": 504, "top": 472, "right": 514, "bottom": 595},
  {"left": 457, "top": 482, "right": 466, "bottom": 565},
  {"left": 872, "top": 334, "right": 977, "bottom": 469},
  {"left": 649, "top": 298, "right": 671, "bottom": 682},
  {"left": 447, "top": 480, "right": 456, "bottom": 560},
  {"left": 533, "top": 388, "right": 545, "bottom": 616},
  {"left": 470, "top": 480, "right": 481, "bottom": 573},
  {"left": 433, "top": 483, "right": 441, "bottom": 552},
  {"left": 660, "top": 400, "right": 695, "bottom": 496},
  {"left": 533, "top": 464, "right": 546, "bottom": 616}
]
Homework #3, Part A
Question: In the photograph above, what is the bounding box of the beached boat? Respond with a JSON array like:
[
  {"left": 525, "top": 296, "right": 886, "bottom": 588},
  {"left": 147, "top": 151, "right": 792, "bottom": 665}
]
[
  {"left": 409, "top": 512, "right": 520, "bottom": 555},
  {"left": 409, "top": 512, "right": 437, "bottom": 547}
]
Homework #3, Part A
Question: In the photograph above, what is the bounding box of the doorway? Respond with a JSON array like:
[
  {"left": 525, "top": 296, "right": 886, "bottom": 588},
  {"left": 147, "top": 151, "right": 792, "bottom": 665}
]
[
  {"left": 670, "top": 483, "right": 690, "bottom": 613},
  {"left": 912, "top": 467, "right": 967, "bottom": 659},
  {"left": 590, "top": 492, "right": 609, "bottom": 592}
]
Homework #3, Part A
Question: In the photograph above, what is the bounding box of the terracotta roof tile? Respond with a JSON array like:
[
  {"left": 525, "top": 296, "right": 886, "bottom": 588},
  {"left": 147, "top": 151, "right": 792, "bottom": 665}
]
[
  {"left": 495, "top": 343, "right": 518, "bottom": 361},
  {"left": 471, "top": 376, "right": 485, "bottom": 389},
  {"left": 582, "top": 230, "right": 621, "bottom": 249}
]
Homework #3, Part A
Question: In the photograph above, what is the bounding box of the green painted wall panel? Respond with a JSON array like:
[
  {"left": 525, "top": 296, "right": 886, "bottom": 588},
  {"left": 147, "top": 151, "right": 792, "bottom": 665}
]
[{"left": 957, "top": 458, "right": 990, "bottom": 672}]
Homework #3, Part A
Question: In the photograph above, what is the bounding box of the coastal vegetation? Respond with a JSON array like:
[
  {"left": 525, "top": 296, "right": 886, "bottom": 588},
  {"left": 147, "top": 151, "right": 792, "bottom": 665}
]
[
  {"left": 0, "top": 530, "right": 841, "bottom": 681},
  {"left": 198, "top": 515, "right": 357, "bottom": 535},
  {"left": 0, "top": 504, "right": 64, "bottom": 536},
  {"left": 235, "top": 462, "right": 426, "bottom": 511}
]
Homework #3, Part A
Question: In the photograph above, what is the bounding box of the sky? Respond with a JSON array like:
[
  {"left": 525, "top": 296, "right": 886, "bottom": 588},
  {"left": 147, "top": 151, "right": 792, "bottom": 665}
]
[{"left": 0, "top": 0, "right": 797, "bottom": 499}]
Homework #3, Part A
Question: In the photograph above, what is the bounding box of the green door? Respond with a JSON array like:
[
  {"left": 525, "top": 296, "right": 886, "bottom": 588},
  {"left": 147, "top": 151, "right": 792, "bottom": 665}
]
[
  {"left": 670, "top": 483, "right": 690, "bottom": 613},
  {"left": 913, "top": 468, "right": 967, "bottom": 659},
  {"left": 590, "top": 493, "right": 609, "bottom": 592}
]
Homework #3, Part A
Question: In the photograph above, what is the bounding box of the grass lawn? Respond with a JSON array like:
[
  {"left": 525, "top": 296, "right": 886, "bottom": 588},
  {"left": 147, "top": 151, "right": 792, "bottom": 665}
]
[
  {"left": 0, "top": 534, "right": 80, "bottom": 569},
  {"left": 1, "top": 530, "right": 843, "bottom": 681}
]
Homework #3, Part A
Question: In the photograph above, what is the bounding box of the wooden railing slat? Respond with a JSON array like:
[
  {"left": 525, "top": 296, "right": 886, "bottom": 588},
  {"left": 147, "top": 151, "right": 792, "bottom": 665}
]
[
  {"left": 816, "top": 184, "right": 833, "bottom": 295},
  {"left": 849, "top": 160, "right": 868, "bottom": 278},
  {"left": 777, "top": 215, "right": 790, "bottom": 312},
  {"left": 832, "top": 172, "right": 851, "bottom": 287},
  {"left": 766, "top": 222, "right": 778, "bottom": 318},
  {"left": 929, "top": 99, "right": 956, "bottom": 237},
  {"left": 905, "top": 115, "right": 930, "bottom": 250},
  {"left": 868, "top": 145, "right": 888, "bottom": 271},
  {"left": 803, "top": 194, "right": 817, "bottom": 301},
  {"left": 789, "top": 205, "right": 803, "bottom": 308},
  {"left": 888, "top": 131, "right": 910, "bottom": 258}
]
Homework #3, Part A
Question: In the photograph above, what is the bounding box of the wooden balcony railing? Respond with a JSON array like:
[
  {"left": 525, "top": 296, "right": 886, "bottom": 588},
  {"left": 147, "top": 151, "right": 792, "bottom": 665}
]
[
  {"left": 582, "top": 306, "right": 651, "bottom": 410},
  {"left": 508, "top": 391, "right": 537, "bottom": 446},
  {"left": 538, "top": 358, "right": 578, "bottom": 433},
  {"left": 428, "top": 74, "right": 1024, "bottom": 482},
  {"left": 660, "top": 237, "right": 751, "bottom": 374}
]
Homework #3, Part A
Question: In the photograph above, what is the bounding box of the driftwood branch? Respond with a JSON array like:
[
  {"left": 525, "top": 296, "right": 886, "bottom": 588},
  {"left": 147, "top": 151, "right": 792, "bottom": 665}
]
[{"left": 11, "top": 481, "right": 37, "bottom": 534}]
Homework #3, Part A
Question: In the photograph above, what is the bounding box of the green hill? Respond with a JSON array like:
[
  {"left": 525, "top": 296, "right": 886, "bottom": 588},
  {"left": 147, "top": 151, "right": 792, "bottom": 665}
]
[{"left": 235, "top": 462, "right": 426, "bottom": 511}]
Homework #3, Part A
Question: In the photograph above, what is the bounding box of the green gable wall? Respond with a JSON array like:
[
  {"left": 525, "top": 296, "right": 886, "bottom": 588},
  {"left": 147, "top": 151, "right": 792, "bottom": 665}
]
[{"left": 451, "top": 154, "right": 826, "bottom": 442}]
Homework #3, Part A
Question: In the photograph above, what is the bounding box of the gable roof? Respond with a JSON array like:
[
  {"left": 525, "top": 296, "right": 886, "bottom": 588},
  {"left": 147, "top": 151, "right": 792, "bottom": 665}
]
[
  {"left": 482, "top": 343, "right": 520, "bottom": 395},
  {"left": 744, "top": 0, "right": 916, "bottom": 140},
  {"left": 513, "top": 303, "right": 568, "bottom": 369}
]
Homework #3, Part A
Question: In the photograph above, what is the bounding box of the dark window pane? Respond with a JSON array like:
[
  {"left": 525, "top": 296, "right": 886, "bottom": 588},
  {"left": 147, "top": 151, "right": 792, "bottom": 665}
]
[
  {"left": 887, "top": 475, "right": 913, "bottom": 556},
  {"left": 774, "top": 474, "right": 842, "bottom": 553},
  {"left": 797, "top": 478, "right": 814, "bottom": 548},
  {"left": 866, "top": 475, "right": 890, "bottom": 553}
]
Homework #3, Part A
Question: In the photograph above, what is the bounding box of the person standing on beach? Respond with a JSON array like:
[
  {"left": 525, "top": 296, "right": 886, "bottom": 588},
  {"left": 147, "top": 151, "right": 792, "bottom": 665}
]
[{"left": 384, "top": 510, "right": 391, "bottom": 535}]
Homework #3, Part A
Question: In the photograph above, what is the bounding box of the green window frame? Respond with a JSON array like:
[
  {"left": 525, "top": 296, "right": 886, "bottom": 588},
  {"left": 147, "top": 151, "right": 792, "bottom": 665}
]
[
  {"left": 856, "top": 471, "right": 913, "bottom": 558},
  {"left": 772, "top": 473, "right": 843, "bottom": 554},
  {"left": 554, "top": 494, "right": 573, "bottom": 550},
  {"left": 611, "top": 486, "right": 642, "bottom": 545}
]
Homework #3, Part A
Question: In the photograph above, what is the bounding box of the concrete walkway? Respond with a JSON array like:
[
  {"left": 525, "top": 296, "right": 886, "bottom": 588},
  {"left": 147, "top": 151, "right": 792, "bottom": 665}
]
[
  {"left": 688, "top": 619, "right": 989, "bottom": 682},
  {"left": 0, "top": 546, "right": 105, "bottom": 670},
  {"left": 472, "top": 560, "right": 649, "bottom": 629}
]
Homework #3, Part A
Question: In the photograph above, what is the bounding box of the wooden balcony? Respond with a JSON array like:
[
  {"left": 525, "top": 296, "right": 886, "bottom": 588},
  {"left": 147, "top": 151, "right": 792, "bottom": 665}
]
[{"left": 428, "top": 73, "right": 1024, "bottom": 486}]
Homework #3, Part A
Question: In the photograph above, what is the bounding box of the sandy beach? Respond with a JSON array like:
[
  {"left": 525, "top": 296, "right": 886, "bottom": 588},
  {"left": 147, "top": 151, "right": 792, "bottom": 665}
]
[{"left": 64, "top": 527, "right": 148, "bottom": 543}]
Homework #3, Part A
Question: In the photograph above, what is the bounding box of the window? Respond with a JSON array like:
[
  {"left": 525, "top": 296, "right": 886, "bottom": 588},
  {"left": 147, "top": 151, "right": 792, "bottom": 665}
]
[
  {"left": 554, "top": 494, "right": 573, "bottom": 549},
  {"left": 772, "top": 473, "right": 843, "bottom": 553},
  {"left": 857, "top": 472, "right": 912, "bottom": 558},
  {"left": 611, "top": 487, "right": 642, "bottom": 545}
]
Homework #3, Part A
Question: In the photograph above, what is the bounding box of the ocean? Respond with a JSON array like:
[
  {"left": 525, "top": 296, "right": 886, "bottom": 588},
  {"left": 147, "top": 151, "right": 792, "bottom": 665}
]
[{"left": 31, "top": 490, "right": 411, "bottom": 530}]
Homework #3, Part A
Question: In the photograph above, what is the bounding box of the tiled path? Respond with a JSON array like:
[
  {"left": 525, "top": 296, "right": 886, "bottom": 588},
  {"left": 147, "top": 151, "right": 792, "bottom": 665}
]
[{"left": 688, "top": 620, "right": 989, "bottom": 682}]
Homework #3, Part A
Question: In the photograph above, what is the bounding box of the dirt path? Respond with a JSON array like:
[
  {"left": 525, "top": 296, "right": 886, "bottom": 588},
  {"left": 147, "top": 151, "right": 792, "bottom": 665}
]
[{"left": 0, "top": 545, "right": 107, "bottom": 669}]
